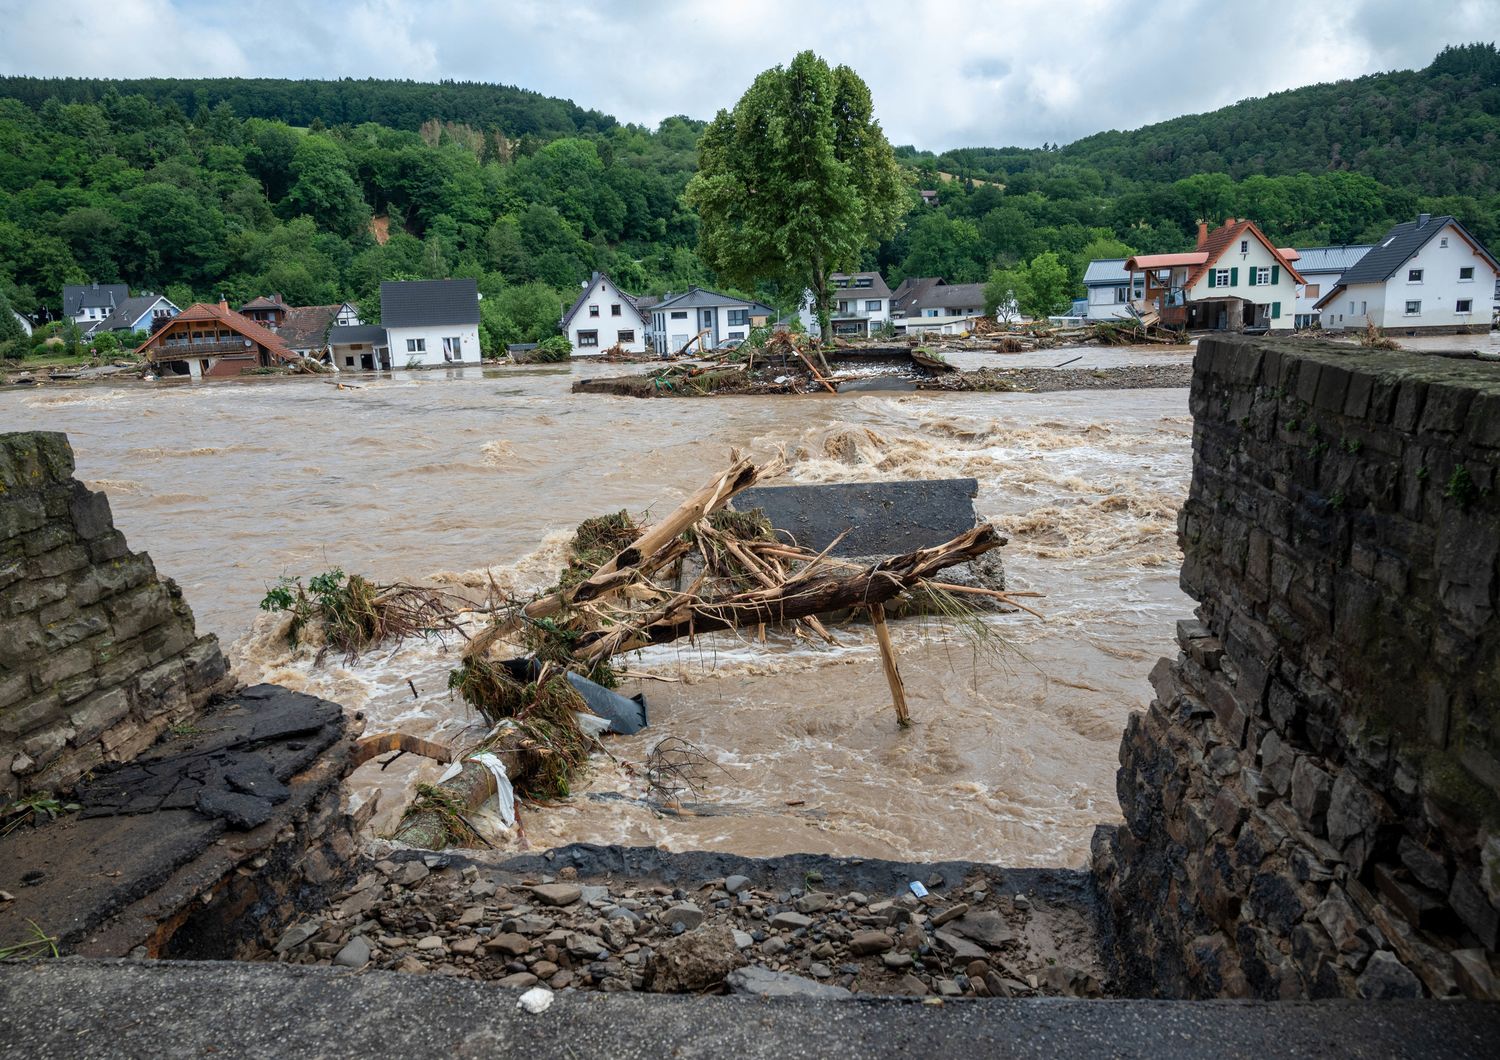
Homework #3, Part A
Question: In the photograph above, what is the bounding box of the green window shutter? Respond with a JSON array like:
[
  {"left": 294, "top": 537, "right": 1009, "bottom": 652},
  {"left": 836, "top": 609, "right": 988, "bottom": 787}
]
[
  {"left": 1230, "top": 267, "right": 1239, "bottom": 285},
  {"left": 1208, "top": 270, "right": 1217, "bottom": 288},
  {"left": 1247, "top": 268, "right": 1257, "bottom": 287},
  {"left": 1273, "top": 301, "right": 1281, "bottom": 319},
  {"left": 1271, "top": 265, "right": 1280, "bottom": 285}
]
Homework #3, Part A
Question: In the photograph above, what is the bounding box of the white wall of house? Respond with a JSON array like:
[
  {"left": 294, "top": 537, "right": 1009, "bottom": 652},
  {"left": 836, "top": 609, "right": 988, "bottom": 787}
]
[
  {"left": 652, "top": 302, "right": 765, "bottom": 351},
  {"left": 566, "top": 275, "right": 649, "bottom": 355},
  {"left": 387, "top": 324, "right": 481, "bottom": 366},
  {"left": 1374, "top": 227, "right": 1496, "bottom": 329},
  {"left": 334, "top": 303, "right": 363, "bottom": 327},
  {"left": 1085, "top": 282, "right": 1140, "bottom": 320},
  {"left": 1186, "top": 237, "right": 1299, "bottom": 331},
  {"left": 1294, "top": 275, "right": 1341, "bottom": 328}
]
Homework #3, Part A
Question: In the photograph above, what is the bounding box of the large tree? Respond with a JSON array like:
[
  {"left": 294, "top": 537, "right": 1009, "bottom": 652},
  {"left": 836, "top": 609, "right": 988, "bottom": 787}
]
[{"left": 686, "top": 51, "right": 907, "bottom": 345}]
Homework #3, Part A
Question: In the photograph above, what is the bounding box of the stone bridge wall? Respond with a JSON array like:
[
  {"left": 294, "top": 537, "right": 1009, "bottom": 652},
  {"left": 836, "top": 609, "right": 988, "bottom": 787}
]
[
  {"left": 1, "top": 431, "right": 227, "bottom": 797},
  {"left": 1094, "top": 337, "right": 1500, "bottom": 1000}
]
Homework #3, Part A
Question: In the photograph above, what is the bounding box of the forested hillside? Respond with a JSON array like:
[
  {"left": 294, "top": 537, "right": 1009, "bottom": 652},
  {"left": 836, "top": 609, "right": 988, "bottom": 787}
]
[{"left": 1, "top": 43, "right": 1496, "bottom": 355}]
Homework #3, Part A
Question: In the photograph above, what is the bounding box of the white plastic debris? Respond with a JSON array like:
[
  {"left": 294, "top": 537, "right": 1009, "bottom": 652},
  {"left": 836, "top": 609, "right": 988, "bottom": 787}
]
[
  {"left": 518, "top": 986, "right": 554, "bottom": 1014},
  {"left": 574, "top": 711, "right": 612, "bottom": 737},
  {"left": 434, "top": 751, "right": 517, "bottom": 829},
  {"left": 908, "top": 880, "right": 929, "bottom": 898}
]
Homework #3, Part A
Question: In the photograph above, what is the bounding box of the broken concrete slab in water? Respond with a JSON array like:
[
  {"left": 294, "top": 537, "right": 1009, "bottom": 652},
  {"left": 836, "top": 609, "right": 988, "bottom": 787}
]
[{"left": 734, "top": 478, "right": 982, "bottom": 557}]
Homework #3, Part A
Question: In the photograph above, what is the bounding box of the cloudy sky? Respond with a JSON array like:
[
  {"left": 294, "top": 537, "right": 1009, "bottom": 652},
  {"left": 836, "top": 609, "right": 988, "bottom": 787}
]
[{"left": 0, "top": 0, "right": 1492, "bottom": 150}]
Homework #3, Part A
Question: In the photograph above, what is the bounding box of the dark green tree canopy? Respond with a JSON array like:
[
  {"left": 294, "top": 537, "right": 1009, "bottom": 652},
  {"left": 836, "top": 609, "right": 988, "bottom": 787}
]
[{"left": 686, "top": 51, "right": 907, "bottom": 336}]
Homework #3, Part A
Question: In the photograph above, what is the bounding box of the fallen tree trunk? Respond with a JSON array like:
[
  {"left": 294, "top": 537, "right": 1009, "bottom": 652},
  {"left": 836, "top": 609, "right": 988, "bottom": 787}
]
[{"left": 574, "top": 524, "right": 1005, "bottom": 660}]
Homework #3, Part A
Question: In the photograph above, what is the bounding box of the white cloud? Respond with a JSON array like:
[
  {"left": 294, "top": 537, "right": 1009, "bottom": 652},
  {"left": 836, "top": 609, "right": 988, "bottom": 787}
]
[{"left": 0, "top": 0, "right": 1492, "bottom": 150}]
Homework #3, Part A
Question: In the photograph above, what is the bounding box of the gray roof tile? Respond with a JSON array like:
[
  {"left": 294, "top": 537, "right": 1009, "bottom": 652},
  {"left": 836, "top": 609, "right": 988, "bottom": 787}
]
[
  {"left": 1338, "top": 216, "right": 1498, "bottom": 285},
  {"left": 380, "top": 279, "right": 480, "bottom": 328}
]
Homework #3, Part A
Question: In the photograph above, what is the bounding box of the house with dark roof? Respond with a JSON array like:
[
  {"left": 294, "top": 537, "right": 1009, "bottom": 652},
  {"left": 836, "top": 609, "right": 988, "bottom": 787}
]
[
  {"left": 236, "top": 294, "right": 363, "bottom": 358},
  {"left": 804, "top": 272, "right": 893, "bottom": 338},
  {"left": 134, "top": 301, "right": 298, "bottom": 380},
  {"left": 561, "top": 272, "right": 650, "bottom": 355},
  {"left": 1124, "top": 219, "right": 1304, "bottom": 332},
  {"left": 892, "top": 277, "right": 984, "bottom": 319},
  {"left": 1289, "top": 246, "right": 1372, "bottom": 329},
  {"left": 380, "top": 279, "right": 482, "bottom": 366},
  {"left": 1312, "top": 214, "right": 1499, "bottom": 333},
  {"left": 63, "top": 283, "right": 129, "bottom": 328},
  {"left": 648, "top": 287, "right": 775, "bottom": 354},
  {"left": 329, "top": 324, "right": 390, "bottom": 371},
  {"left": 86, "top": 293, "right": 180, "bottom": 337}
]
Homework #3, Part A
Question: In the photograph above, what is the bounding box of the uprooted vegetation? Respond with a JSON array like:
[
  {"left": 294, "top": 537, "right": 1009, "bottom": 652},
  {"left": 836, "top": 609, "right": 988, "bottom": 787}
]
[{"left": 258, "top": 567, "right": 473, "bottom": 663}]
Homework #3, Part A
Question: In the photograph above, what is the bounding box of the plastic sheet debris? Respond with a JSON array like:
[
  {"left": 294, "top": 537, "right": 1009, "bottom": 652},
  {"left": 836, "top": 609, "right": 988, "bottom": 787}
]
[
  {"left": 501, "top": 657, "right": 649, "bottom": 735},
  {"left": 437, "top": 751, "right": 516, "bottom": 829},
  {"left": 909, "top": 881, "right": 929, "bottom": 898}
]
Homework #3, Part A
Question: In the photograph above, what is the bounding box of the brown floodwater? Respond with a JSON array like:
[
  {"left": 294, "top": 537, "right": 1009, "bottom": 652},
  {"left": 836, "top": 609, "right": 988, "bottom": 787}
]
[{"left": 1, "top": 352, "right": 1195, "bottom": 867}]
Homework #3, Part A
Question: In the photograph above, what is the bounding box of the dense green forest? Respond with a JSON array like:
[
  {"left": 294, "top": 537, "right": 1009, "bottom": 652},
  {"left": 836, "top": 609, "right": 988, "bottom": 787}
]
[{"left": 1, "top": 43, "right": 1496, "bottom": 355}]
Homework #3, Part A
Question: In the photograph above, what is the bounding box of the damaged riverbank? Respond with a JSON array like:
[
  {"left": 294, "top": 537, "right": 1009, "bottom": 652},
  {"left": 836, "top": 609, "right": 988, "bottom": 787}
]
[{"left": 258, "top": 845, "right": 1106, "bottom": 999}]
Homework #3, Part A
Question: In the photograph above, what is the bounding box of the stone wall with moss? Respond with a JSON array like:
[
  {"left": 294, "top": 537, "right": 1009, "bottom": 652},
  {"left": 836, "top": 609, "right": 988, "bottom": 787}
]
[
  {"left": 1, "top": 431, "right": 227, "bottom": 797},
  {"left": 1094, "top": 337, "right": 1500, "bottom": 1000}
]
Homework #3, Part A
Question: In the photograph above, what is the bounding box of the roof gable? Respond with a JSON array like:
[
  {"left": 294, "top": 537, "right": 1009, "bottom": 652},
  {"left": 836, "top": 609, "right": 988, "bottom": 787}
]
[
  {"left": 1337, "top": 216, "right": 1499, "bottom": 286},
  {"left": 380, "top": 279, "right": 481, "bottom": 328},
  {"left": 653, "top": 286, "right": 775, "bottom": 314},
  {"left": 63, "top": 283, "right": 128, "bottom": 316},
  {"left": 1186, "top": 220, "right": 1305, "bottom": 288},
  {"left": 92, "top": 294, "right": 177, "bottom": 333},
  {"left": 561, "top": 272, "right": 647, "bottom": 329}
]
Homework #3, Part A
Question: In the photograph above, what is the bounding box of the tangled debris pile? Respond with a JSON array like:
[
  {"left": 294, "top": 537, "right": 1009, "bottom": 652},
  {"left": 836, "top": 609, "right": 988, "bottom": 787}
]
[
  {"left": 380, "top": 457, "right": 1030, "bottom": 850},
  {"left": 264, "top": 857, "right": 1107, "bottom": 999}
]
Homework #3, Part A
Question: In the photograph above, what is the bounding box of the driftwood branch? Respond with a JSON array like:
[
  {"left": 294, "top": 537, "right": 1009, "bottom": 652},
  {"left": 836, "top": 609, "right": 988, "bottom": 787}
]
[{"left": 574, "top": 524, "right": 1004, "bottom": 661}]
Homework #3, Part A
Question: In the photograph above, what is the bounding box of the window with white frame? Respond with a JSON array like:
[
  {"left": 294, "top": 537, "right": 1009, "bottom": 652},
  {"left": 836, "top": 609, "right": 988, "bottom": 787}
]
[
  {"left": 616, "top": 329, "right": 635, "bottom": 343},
  {"left": 1214, "top": 268, "right": 1231, "bottom": 286},
  {"left": 1459, "top": 266, "right": 1474, "bottom": 281},
  {"left": 1240, "top": 240, "right": 1248, "bottom": 254},
  {"left": 442, "top": 336, "right": 462, "bottom": 359},
  {"left": 1114, "top": 286, "right": 1130, "bottom": 303},
  {"left": 865, "top": 300, "right": 881, "bottom": 312},
  {"left": 1255, "top": 267, "right": 1272, "bottom": 285},
  {"left": 588, "top": 304, "right": 599, "bottom": 317},
  {"left": 1456, "top": 299, "right": 1473, "bottom": 313},
  {"left": 406, "top": 338, "right": 425, "bottom": 353},
  {"left": 1404, "top": 300, "right": 1422, "bottom": 316},
  {"left": 1408, "top": 269, "right": 1423, "bottom": 282},
  {"left": 578, "top": 330, "right": 598, "bottom": 347}
]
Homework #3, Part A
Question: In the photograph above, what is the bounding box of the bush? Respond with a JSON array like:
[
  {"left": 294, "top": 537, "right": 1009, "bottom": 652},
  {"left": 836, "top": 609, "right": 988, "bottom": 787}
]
[{"left": 531, "top": 335, "right": 572, "bottom": 362}]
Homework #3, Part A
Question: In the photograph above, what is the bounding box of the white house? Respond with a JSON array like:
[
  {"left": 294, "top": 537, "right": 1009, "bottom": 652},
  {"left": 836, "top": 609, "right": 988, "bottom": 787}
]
[
  {"left": 1124, "top": 219, "right": 1303, "bottom": 333},
  {"left": 62, "top": 283, "right": 128, "bottom": 328},
  {"left": 380, "top": 279, "right": 482, "bottom": 367},
  {"left": 649, "top": 287, "right": 776, "bottom": 354},
  {"left": 1080, "top": 260, "right": 1144, "bottom": 321},
  {"left": 87, "top": 293, "right": 180, "bottom": 337},
  {"left": 1289, "top": 246, "right": 1371, "bottom": 329},
  {"left": 799, "top": 272, "right": 893, "bottom": 339},
  {"left": 560, "top": 272, "right": 650, "bottom": 355},
  {"left": 1313, "top": 214, "right": 1499, "bottom": 333}
]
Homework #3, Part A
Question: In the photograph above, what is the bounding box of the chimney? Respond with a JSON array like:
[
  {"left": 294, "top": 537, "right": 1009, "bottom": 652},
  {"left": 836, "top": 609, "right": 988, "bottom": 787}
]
[
  {"left": 1196, "top": 221, "right": 1209, "bottom": 249},
  {"left": 1224, "top": 217, "right": 1236, "bottom": 227},
  {"left": 1417, "top": 212, "right": 1431, "bottom": 227},
  {"left": 219, "top": 296, "right": 229, "bottom": 310}
]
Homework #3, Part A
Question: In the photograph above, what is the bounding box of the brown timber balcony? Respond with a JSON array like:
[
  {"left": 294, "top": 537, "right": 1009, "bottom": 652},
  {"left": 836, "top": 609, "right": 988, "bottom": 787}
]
[{"left": 151, "top": 338, "right": 260, "bottom": 358}]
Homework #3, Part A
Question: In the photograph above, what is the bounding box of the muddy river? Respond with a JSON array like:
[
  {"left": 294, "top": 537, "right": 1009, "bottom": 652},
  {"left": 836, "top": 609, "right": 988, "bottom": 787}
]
[{"left": 2, "top": 350, "right": 1196, "bottom": 867}]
